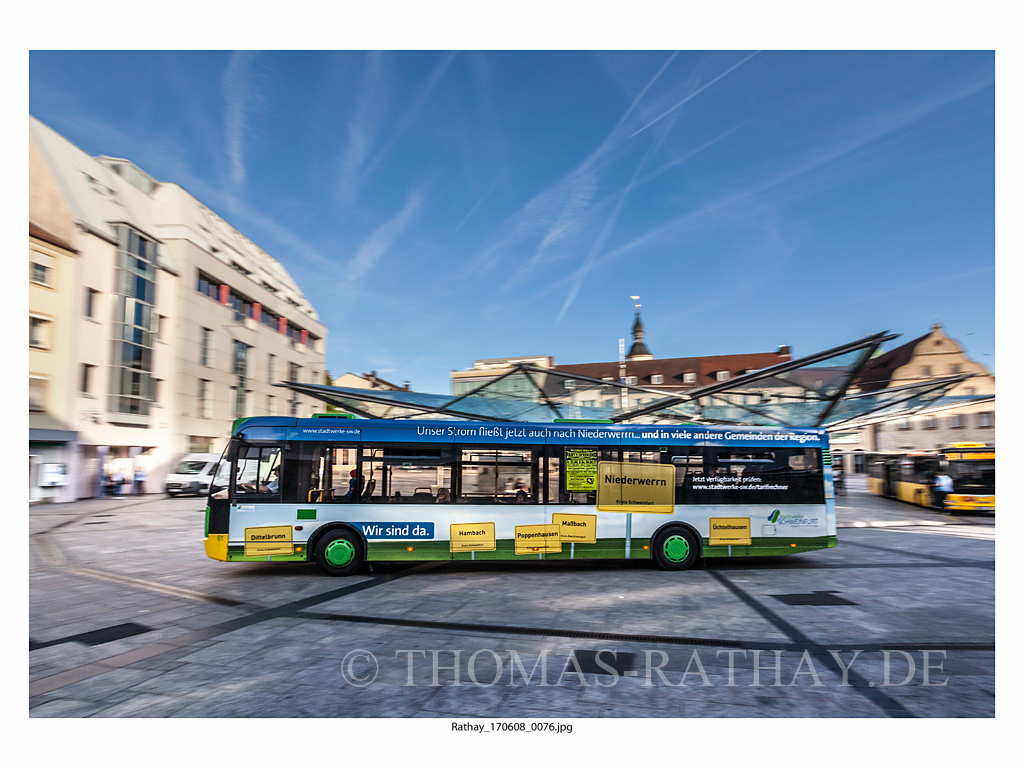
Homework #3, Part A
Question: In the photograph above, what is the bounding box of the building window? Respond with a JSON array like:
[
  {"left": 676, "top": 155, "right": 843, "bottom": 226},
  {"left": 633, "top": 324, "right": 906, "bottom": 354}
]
[
  {"left": 921, "top": 366, "right": 932, "bottom": 377},
  {"left": 188, "top": 436, "right": 214, "bottom": 453},
  {"left": 31, "top": 260, "right": 53, "bottom": 287},
  {"left": 683, "top": 372, "right": 696, "bottom": 384},
  {"left": 651, "top": 374, "right": 664, "bottom": 385},
  {"left": 196, "top": 271, "right": 219, "bottom": 301},
  {"left": 896, "top": 419, "right": 911, "bottom": 431},
  {"left": 156, "top": 315, "right": 166, "bottom": 341},
  {"left": 233, "top": 387, "right": 247, "bottom": 418},
  {"left": 950, "top": 364, "right": 960, "bottom": 374},
  {"left": 288, "top": 362, "right": 300, "bottom": 383},
  {"left": 29, "top": 316, "right": 51, "bottom": 349},
  {"left": 267, "top": 394, "right": 275, "bottom": 415},
  {"left": 625, "top": 376, "right": 637, "bottom": 386},
  {"left": 198, "top": 380, "right": 210, "bottom": 418},
  {"left": 268, "top": 354, "right": 276, "bottom": 383},
  {"left": 109, "top": 225, "right": 158, "bottom": 416},
  {"left": 85, "top": 288, "right": 98, "bottom": 319},
  {"left": 922, "top": 416, "right": 937, "bottom": 430},
  {"left": 232, "top": 340, "right": 250, "bottom": 377},
  {"left": 200, "top": 328, "right": 211, "bottom": 366},
  {"left": 965, "top": 387, "right": 975, "bottom": 396},
  {"left": 29, "top": 376, "right": 47, "bottom": 412},
  {"left": 716, "top": 371, "right": 730, "bottom": 381},
  {"left": 950, "top": 414, "right": 966, "bottom": 429},
  {"left": 977, "top": 412, "right": 993, "bottom": 428},
  {"left": 80, "top": 363, "right": 95, "bottom": 394},
  {"left": 289, "top": 397, "right": 299, "bottom": 417}
]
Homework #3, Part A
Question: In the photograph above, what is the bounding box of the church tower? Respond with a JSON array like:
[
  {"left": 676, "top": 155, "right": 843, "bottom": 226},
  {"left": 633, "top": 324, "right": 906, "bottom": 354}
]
[{"left": 626, "top": 310, "right": 654, "bottom": 361}]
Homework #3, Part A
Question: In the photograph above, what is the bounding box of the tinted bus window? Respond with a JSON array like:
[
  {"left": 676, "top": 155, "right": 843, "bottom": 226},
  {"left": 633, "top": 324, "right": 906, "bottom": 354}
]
[{"left": 692, "top": 447, "right": 824, "bottom": 504}]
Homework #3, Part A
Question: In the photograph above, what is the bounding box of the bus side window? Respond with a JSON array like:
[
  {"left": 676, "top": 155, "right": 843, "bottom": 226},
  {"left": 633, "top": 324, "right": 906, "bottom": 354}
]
[{"left": 668, "top": 447, "right": 703, "bottom": 504}]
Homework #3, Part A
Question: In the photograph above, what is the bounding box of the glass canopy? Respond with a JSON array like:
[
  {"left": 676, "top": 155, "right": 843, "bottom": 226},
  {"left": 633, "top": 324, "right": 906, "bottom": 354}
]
[{"left": 279, "top": 332, "right": 978, "bottom": 428}]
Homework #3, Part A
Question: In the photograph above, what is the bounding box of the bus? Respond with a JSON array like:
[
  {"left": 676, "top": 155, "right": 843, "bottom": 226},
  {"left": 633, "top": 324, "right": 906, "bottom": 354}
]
[
  {"left": 203, "top": 416, "right": 838, "bottom": 575},
  {"left": 866, "top": 443, "right": 995, "bottom": 512}
]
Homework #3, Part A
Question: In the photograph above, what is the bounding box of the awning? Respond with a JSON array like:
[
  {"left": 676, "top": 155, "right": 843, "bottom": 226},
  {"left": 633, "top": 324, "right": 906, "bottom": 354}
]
[
  {"left": 276, "top": 331, "right": 977, "bottom": 428},
  {"left": 29, "top": 413, "right": 78, "bottom": 443}
]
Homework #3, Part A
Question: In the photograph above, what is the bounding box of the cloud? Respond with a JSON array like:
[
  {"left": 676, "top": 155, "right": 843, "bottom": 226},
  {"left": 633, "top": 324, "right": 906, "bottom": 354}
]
[
  {"left": 629, "top": 51, "right": 761, "bottom": 138},
  {"left": 472, "top": 51, "right": 732, "bottom": 283},
  {"left": 339, "top": 52, "right": 386, "bottom": 206},
  {"left": 455, "top": 171, "right": 505, "bottom": 232},
  {"left": 340, "top": 52, "right": 455, "bottom": 206},
  {"left": 344, "top": 188, "right": 426, "bottom": 296},
  {"left": 222, "top": 52, "right": 260, "bottom": 190},
  {"left": 596, "top": 68, "right": 995, "bottom": 269}
]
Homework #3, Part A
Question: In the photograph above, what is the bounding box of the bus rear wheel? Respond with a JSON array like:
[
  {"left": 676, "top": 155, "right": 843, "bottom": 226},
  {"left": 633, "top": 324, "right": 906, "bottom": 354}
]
[
  {"left": 314, "top": 529, "right": 365, "bottom": 577},
  {"left": 652, "top": 526, "right": 699, "bottom": 571}
]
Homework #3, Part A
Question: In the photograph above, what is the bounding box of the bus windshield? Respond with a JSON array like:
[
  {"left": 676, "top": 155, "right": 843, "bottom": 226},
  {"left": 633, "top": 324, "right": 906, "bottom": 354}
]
[{"left": 948, "top": 460, "right": 995, "bottom": 494}]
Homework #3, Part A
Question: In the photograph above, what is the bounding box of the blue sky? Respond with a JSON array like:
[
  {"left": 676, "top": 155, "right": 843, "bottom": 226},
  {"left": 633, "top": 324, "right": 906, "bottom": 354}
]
[{"left": 29, "top": 50, "right": 995, "bottom": 393}]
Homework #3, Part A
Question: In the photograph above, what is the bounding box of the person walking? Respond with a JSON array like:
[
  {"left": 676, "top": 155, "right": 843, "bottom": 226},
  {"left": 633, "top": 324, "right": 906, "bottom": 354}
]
[
  {"left": 933, "top": 471, "right": 953, "bottom": 510},
  {"left": 134, "top": 466, "right": 146, "bottom": 495},
  {"left": 110, "top": 468, "right": 124, "bottom": 497},
  {"left": 833, "top": 466, "right": 846, "bottom": 496}
]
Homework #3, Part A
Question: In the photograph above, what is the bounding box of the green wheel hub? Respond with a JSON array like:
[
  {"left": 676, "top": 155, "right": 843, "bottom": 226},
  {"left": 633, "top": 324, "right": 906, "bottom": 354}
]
[
  {"left": 324, "top": 538, "right": 356, "bottom": 567},
  {"left": 662, "top": 534, "right": 691, "bottom": 563}
]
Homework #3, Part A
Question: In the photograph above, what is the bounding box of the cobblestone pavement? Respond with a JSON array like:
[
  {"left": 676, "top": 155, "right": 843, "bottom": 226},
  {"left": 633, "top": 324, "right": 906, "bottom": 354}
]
[{"left": 29, "top": 477, "right": 994, "bottom": 718}]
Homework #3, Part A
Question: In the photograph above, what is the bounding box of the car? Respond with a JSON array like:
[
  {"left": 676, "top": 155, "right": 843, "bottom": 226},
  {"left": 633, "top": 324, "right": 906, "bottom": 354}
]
[{"left": 164, "top": 453, "right": 220, "bottom": 497}]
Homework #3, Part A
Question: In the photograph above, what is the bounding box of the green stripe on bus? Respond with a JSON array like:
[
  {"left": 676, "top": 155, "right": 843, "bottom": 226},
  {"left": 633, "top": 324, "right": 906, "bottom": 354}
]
[
  {"left": 701, "top": 535, "right": 836, "bottom": 557},
  {"left": 297, "top": 509, "right": 317, "bottom": 520}
]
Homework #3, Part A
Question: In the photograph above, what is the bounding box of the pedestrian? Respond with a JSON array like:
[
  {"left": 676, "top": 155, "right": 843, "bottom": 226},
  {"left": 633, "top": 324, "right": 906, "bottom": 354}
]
[
  {"left": 833, "top": 466, "right": 845, "bottom": 496},
  {"left": 134, "top": 466, "right": 146, "bottom": 495},
  {"left": 933, "top": 471, "right": 953, "bottom": 511},
  {"left": 110, "top": 468, "right": 124, "bottom": 497}
]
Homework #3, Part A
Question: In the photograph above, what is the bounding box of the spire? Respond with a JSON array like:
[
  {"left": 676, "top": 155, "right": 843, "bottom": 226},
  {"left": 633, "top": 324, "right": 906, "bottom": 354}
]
[{"left": 627, "top": 309, "right": 653, "bottom": 361}]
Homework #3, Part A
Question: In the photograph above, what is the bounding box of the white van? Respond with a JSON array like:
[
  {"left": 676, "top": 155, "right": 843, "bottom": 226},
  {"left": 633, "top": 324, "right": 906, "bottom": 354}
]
[{"left": 164, "top": 453, "right": 221, "bottom": 497}]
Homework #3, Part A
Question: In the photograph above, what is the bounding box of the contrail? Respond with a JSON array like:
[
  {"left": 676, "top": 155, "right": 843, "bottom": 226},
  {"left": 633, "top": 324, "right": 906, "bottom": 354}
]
[
  {"left": 630, "top": 51, "right": 761, "bottom": 138},
  {"left": 455, "top": 171, "right": 505, "bottom": 233}
]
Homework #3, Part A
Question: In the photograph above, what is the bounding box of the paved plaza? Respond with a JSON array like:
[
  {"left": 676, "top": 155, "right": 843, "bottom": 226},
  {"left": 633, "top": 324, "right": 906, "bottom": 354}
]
[{"left": 29, "top": 477, "right": 994, "bottom": 718}]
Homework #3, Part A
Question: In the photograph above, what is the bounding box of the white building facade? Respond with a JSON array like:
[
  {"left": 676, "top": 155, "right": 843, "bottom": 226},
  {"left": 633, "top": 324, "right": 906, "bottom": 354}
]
[{"left": 29, "top": 116, "right": 328, "bottom": 500}]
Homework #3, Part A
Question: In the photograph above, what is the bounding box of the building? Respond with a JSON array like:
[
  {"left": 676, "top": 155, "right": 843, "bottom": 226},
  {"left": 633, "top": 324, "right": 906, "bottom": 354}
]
[
  {"left": 331, "top": 371, "right": 410, "bottom": 391},
  {"left": 830, "top": 324, "right": 995, "bottom": 472},
  {"left": 29, "top": 133, "right": 81, "bottom": 502},
  {"left": 451, "top": 356, "right": 554, "bottom": 399},
  {"left": 450, "top": 312, "right": 792, "bottom": 411},
  {"left": 29, "top": 116, "right": 327, "bottom": 500}
]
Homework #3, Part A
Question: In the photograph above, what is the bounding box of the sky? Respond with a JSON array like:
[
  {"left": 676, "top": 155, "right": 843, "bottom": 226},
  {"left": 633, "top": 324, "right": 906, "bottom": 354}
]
[{"left": 28, "top": 50, "right": 995, "bottom": 393}]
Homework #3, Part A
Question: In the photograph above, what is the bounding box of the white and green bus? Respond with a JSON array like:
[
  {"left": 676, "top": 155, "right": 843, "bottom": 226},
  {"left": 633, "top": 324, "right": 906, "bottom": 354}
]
[{"left": 204, "top": 416, "right": 837, "bottom": 575}]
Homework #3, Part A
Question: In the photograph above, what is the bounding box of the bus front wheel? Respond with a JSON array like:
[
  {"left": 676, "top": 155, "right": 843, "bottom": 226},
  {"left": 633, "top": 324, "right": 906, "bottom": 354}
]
[
  {"left": 652, "top": 526, "right": 700, "bottom": 571},
  {"left": 314, "top": 529, "right": 365, "bottom": 577}
]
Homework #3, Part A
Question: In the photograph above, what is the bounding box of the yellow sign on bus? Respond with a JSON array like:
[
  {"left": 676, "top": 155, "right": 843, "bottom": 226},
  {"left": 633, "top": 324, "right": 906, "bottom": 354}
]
[
  {"left": 945, "top": 452, "right": 994, "bottom": 461},
  {"left": 449, "top": 522, "right": 496, "bottom": 552},
  {"left": 709, "top": 518, "right": 752, "bottom": 546},
  {"left": 596, "top": 461, "right": 675, "bottom": 513},
  {"left": 514, "top": 524, "right": 562, "bottom": 555},
  {"left": 244, "top": 525, "right": 293, "bottom": 557},
  {"left": 552, "top": 513, "right": 597, "bottom": 543}
]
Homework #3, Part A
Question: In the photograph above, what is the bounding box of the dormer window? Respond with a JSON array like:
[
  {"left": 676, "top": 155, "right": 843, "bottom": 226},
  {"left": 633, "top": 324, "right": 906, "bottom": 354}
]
[
  {"left": 716, "top": 371, "right": 730, "bottom": 381},
  {"left": 683, "top": 372, "right": 696, "bottom": 384},
  {"left": 651, "top": 374, "right": 664, "bottom": 385}
]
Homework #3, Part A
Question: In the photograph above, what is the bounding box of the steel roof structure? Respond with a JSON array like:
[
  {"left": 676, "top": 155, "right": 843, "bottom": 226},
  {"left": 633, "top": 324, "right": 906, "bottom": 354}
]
[{"left": 278, "top": 331, "right": 977, "bottom": 429}]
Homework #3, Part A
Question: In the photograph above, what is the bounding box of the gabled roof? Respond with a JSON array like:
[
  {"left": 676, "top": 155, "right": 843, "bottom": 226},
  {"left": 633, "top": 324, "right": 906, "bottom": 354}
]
[{"left": 856, "top": 332, "right": 930, "bottom": 392}]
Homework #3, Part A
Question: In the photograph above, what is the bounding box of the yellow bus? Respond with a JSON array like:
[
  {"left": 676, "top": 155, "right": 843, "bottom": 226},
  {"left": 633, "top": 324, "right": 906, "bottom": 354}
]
[{"left": 866, "top": 443, "right": 994, "bottom": 512}]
